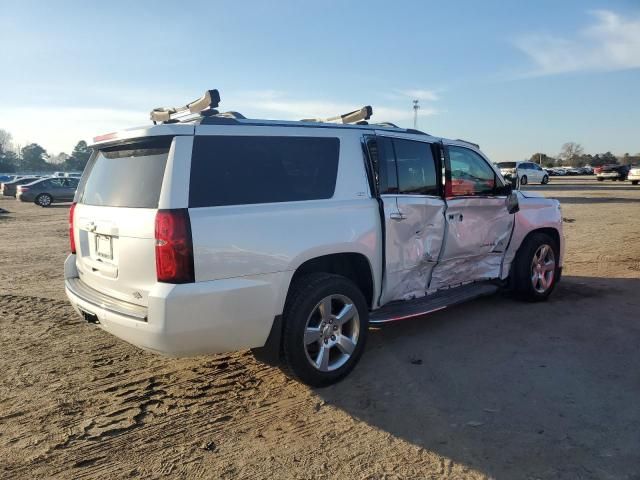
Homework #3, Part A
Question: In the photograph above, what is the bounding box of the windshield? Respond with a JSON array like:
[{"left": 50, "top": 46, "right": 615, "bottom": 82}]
[
  {"left": 78, "top": 138, "right": 171, "bottom": 208},
  {"left": 497, "top": 162, "right": 517, "bottom": 168}
]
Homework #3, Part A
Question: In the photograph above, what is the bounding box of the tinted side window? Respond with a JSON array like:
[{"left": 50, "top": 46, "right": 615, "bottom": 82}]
[
  {"left": 189, "top": 136, "right": 339, "bottom": 207},
  {"left": 375, "top": 137, "right": 398, "bottom": 194},
  {"left": 448, "top": 146, "right": 496, "bottom": 196},
  {"left": 63, "top": 178, "right": 79, "bottom": 187},
  {"left": 393, "top": 139, "right": 438, "bottom": 195}
]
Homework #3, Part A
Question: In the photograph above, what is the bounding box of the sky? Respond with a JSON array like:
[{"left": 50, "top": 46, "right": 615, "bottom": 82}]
[{"left": 1, "top": 0, "right": 639, "bottom": 162}]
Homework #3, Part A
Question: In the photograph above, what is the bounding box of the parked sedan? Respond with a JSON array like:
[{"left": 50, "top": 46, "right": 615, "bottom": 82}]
[
  {"left": 1, "top": 177, "right": 39, "bottom": 197},
  {"left": 16, "top": 177, "right": 79, "bottom": 206}
]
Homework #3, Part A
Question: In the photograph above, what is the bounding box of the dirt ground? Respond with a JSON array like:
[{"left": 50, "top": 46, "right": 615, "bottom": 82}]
[{"left": 1, "top": 177, "right": 639, "bottom": 479}]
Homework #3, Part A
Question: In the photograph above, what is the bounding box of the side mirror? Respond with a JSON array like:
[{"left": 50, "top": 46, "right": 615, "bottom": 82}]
[
  {"left": 506, "top": 192, "right": 520, "bottom": 214},
  {"left": 510, "top": 174, "right": 520, "bottom": 190}
]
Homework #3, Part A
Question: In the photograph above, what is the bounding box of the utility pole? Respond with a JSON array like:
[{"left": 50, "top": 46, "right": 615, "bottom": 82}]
[{"left": 413, "top": 99, "right": 420, "bottom": 129}]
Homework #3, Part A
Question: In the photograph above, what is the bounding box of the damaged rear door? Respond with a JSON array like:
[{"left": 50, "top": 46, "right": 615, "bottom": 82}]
[{"left": 372, "top": 134, "right": 446, "bottom": 303}]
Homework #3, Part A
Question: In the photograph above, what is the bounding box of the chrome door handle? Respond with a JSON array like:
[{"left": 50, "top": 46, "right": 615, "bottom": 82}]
[{"left": 390, "top": 212, "right": 407, "bottom": 221}]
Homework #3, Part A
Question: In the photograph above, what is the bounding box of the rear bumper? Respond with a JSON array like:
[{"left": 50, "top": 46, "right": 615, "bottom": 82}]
[
  {"left": 628, "top": 173, "right": 640, "bottom": 181},
  {"left": 16, "top": 192, "right": 36, "bottom": 202},
  {"left": 597, "top": 173, "right": 624, "bottom": 179},
  {"left": 64, "top": 254, "right": 290, "bottom": 357}
]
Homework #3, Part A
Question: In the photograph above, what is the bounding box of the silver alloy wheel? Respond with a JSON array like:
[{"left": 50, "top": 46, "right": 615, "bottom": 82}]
[
  {"left": 531, "top": 244, "right": 556, "bottom": 293},
  {"left": 303, "top": 294, "right": 360, "bottom": 372},
  {"left": 38, "top": 194, "right": 52, "bottom": 206}
]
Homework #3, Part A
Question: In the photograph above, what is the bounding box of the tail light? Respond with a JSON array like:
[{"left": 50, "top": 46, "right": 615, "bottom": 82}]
[
  {"left": 155, "top": 209, "right": 195, "bottom": 283},
  {"left": 18, "top": 186, "right": 28, "bottom": 192},
  {"left": 69, "top": 202, "right": 77, "bottom": 253}
]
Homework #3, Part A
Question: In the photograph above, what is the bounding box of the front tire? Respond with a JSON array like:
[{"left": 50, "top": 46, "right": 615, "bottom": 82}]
[
  {"left": 520, "top": 175, "right": 528, "bottom": 185},
  {"left": 541, "top": 175, "right": 549, "bottom": 184},
  {"left": 512, "top": 232, "right": 559, "bottom": 302},
  {"left": 597, "top": 177, "right": 604, "bottom": 182},
  {"left": 281, "top": 273, "right": 368, "bottom": 387},
  {"left": 632, "top": 181, "right": 639, "bottom": 185},
  {"left": 35, "top": 193, "right": 52, "bottom": 207}
]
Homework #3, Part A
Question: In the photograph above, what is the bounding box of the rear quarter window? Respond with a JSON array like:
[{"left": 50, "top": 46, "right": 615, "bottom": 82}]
[
  {"left": 189, "top": 135, "right": 340, "bottom": 207},
  {"left": 78, "top": 137, "right": 171, "bottom": 208}
]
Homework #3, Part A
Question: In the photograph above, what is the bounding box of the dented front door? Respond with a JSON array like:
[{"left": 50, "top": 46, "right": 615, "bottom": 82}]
[{"left": 429, "top": 144, "right": 514, "bottom": 291}]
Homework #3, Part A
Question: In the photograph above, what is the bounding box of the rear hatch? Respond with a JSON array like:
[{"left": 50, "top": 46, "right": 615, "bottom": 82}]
[{"left": 73, "top": 137, "right": 172, "bottom": 307}]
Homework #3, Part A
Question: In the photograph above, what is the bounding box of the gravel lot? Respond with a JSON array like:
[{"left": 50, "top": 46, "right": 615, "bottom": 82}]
[{"left": 1, "top": 177, "right": 639, "bottom": 479}]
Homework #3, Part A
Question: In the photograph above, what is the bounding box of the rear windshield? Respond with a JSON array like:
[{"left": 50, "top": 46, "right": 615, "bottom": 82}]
[
  {"left": 78, "top": 138, "right": 171, "bottom": 208},
  {"left": 497, "top": 162, "right": 516, "bottom": 168},
  {"left": 189, "top": 135, "right": 340, "bottom": 208}
]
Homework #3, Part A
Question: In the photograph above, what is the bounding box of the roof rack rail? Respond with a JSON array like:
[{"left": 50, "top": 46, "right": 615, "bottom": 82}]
[
  {"left": 301, "top": 106, "right": 372, "bottom": 125},
  {"left": 455, "top": 138, "right": 480, "bottom": 149},
  {"left": 150, "top": 89, "right": 221, "bottom": 124},
  {"left": 147, "top": 89, "right": 431, "bottom": 136}
]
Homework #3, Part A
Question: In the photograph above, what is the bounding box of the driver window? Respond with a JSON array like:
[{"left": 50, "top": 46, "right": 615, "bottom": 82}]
[{"left": 448, "top": 146, "right": 496, "bottom": 196}]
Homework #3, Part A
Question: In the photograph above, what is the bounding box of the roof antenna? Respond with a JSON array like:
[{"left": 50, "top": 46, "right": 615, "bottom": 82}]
[{"left": 413, "top": 99, "right": 420, "bottom": 129}]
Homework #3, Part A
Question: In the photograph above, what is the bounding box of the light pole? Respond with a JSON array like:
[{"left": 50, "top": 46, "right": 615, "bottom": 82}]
[{"left": 413, "top": 99, "right": 420, "bottom": 129}]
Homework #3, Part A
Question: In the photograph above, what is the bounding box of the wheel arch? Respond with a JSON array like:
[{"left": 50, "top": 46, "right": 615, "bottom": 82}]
[
  {"left": 506, "top": 226, "right": 561, "bottom": 282},
  {"left": 252, "top": 251, "right": 376, "bottom": 366},
  {"left": 288, "top": 252, "right": 375, "bottom": 309},
  {"left": 35, "top": 192, "right": 54, "bottom": 205}
]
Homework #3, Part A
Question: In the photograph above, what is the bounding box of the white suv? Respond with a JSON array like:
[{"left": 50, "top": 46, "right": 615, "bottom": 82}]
[
  {"left": 65, "top": 91, "right": 564, "bottom": 386},
  {"left": 497, "top": 161, "right": 549, "bottom": 185}
]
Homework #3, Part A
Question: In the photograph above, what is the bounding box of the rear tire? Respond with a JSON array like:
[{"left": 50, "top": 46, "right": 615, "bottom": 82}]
[
  {"left": 512, "top": 232, "right": 559, "bottom": 302},
  {"left": 281, "top": 273, "right": 368, "bottom": 387},
  {"left": 520, "top": 175, "right": 528, "bottom": 185},
  {"left": 35, "top": 193, "right": 52, "bottom": 207},
  {"left": 541, "top": 175, "right": 549, "bottom": 185}
]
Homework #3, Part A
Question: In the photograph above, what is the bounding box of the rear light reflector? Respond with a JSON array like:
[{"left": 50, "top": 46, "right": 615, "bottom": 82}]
[
  {"left": 93, "top": 132, "right": 118, "bottom": 143},
  {"left": 69, "top": 202, "right": 77, "bottom": 254},
  {"left": 155, "top": 209, "right": 195, "bottom": 284}
]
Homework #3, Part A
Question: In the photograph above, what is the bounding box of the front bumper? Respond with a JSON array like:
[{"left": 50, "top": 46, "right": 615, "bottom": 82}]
[
  {"left": 627, "top": 173, "right": 640, "bottom": 182},
  {"left": 64, "top": 254, "right": 290, "bottom": 357}
]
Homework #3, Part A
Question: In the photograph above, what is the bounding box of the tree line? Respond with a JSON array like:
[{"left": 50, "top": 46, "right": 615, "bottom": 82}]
[
  {"left": 0, "top": 128, "right": 92, "bottom": 173},
  {"left": 529, "top": 142, "right": 640, "bottom": 168}
]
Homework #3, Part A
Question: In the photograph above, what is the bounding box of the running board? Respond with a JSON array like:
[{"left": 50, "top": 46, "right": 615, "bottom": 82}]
[{"left": 370, "top": 283, "right": 499, "bottom": 324}]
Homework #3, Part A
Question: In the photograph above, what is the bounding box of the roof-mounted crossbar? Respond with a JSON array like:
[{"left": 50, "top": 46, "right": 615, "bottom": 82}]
[
  {"left": 150, "top": 89, "right": 221, "bottom": 124},
  {"left": 301, "top": 106, "right": 373, "bottom": 125}
]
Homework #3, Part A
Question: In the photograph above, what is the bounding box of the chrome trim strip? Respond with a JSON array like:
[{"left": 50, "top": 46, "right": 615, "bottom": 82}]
[{"left": 65, "top": 277, "right": 148, "bottom": 321}]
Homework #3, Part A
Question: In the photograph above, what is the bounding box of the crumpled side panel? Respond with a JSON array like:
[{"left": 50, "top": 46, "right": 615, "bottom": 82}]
[
  {"left": 427, "top": 197, "right": 513, "bottom": 291},
  {"left": 385, "top": 261, "right": 436, "bottom": 302},
  {"left": 381, "top": 197, "right": 446, "bottom": 304},
  {"left": 427, "top": 254, "right": 503, "bottom": 294}
]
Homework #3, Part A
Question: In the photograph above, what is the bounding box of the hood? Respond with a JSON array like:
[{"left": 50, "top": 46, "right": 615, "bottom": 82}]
[{"left": 517, "top": 190, "right": 544, "bottom": 199}]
